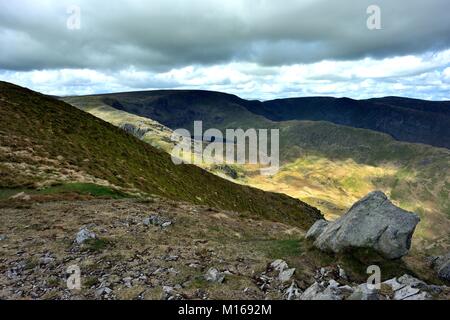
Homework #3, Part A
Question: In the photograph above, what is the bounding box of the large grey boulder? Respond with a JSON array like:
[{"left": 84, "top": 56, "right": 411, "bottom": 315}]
[
  {"left": 305, "top": 220, "right": 329, "bottom": 241},
  {"left": 311, "top": 191, "right": 420, "bottom": 259}
]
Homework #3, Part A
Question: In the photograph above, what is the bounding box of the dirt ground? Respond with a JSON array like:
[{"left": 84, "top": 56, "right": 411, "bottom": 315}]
[
  {"left": 0, "top": 195, "right": 310, "bottom": 300},
  {"left": 1, "top": 194, "right": 448, "bottom": 300}
]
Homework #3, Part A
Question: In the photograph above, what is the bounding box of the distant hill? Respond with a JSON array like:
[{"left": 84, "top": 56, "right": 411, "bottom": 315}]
[
  {"left": 63, "top": 90, "right": 270, "bottom": 133},
  {"left": 65, "top": 91, "right": 450, "bottom": 149},
  {"left": 0, "top": 81, "right": 322, "bottom": 229},
  {"left": 247, "top": 96, "right": 450, "bottom": 149}
]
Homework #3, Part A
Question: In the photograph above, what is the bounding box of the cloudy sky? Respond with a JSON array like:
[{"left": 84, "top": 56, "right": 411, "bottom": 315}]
[{"left": 1, "top": 0, "right": 450, "bottom": 100}]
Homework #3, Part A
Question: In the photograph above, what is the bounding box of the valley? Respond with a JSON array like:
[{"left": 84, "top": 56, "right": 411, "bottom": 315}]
[{"left": 63, "top": 90, "right": 450, "bottom": 254}]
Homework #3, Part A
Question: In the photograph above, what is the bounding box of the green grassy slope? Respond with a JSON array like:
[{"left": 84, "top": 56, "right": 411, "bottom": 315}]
[{"left": 0, "top": 81, "right": 322, "bottom": 229}]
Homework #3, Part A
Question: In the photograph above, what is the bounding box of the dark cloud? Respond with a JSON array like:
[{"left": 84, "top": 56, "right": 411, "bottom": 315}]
[{"left": 1, "top": 0, "right": 449, "bottom": 71}]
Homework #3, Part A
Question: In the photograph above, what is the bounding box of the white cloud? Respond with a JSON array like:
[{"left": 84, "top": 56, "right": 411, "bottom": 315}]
[{"left": 1, "top": 49, "right": 450, "bottom": 100}]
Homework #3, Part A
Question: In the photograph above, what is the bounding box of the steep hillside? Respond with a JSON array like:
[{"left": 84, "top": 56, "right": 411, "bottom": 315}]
[
  {"left": 0, "top": 81, "right": 322, "bottom": 229},
  {"left": 64, "top": 90, "right": 450, "bottom": 252},
  {"left": 72, "top": 102, "right": 175, "bottom": 151}
]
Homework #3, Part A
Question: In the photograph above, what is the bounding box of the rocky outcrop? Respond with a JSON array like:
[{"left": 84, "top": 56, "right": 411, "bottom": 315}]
[
  {"left": 301, "top": 281, "right": 353, "bottom": 300},
  {"left": 120, "top": 123, "right": 151, "bottom": 139},
  {"left": 254, "top": 260, "right": 298, "bottom": 299},
  {"left": 309, "top": 191, "right": 420, "bottom": 259},
  {"left": 300, "top": 265, "right": 437, "bottom": 300}
]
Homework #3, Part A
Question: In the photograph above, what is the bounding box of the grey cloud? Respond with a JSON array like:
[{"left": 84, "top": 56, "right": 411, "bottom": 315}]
[{"left": 0, "top": 0, "right": 449, "bottom": 71}]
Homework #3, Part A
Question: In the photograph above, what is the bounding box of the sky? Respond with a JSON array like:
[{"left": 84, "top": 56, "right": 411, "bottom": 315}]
[{"left": 1, "top": 0, "right": 450, "bottom": 100}]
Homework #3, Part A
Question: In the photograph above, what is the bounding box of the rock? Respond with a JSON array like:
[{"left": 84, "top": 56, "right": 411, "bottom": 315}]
[
  {"left": 383, "top": 278, "right": 406, "bottom": 291},
  {"left": 162, "top": 286, "right": 173, "bottom": 293},
  {"left": 319, "top": 267, "right": 328, "bottom": 277},
  {"left": 305, "top": 220, "right": 329, "bottom": 240},
  {"left": 347, "top": 284, "right": 379, "bottom": 300},
  {"left": 143, "top": 215, "right": 173, "bottom": 228},
  {"left": 300, "top": 282, "right": 344, "bottom": 300},
  {"left": 161, "top": 222, "right": 172, "bottom": 228},
  {"left": 284, "top": 281, "right": 302, "bottom": 300},
  {"left": 255, "top": 274, "right": 272, "bottom": 292},
  {"left": 10, "top": 192, "right": 31, "bottom": 201},
  {"left": 394, "top": 286, "right": 420, "bottom": 300},
  {"left": 279, "top": 268, "right": 296, "bottom": 283},
  {"left": 431, "top": 253, "right": 450, "bottom": 281},
  {"left": 166, "top": 255, "right": 179, "bottom": 261},
  {"left": 338, "top": 265, "right": 347, "bottom": 280},
  {"left": 438, "top": 261, "right": 450, "bottom": 281},
  {"left": 75, "top": 228, "right": 96, "bottom": 244},
  {"left": 270, "top": 259, "right": 288, "bottom": 272},
  {"left": 425, "top": 285, "right": 444, "bottom": 295},
  {"left": 39, "top": 256, "right": 54, "bottom": 265},
  {"left": 122, "top": 277, "right": 133, "bottom": 288},
  {"left": 205, "top": 268, "right": 225, "bottom": 283},
  {"left": 382, "top": 275, "right": 433, "bottom": 300},
  {"left": 403, "top": 291, "right": 431, "bottom": 300},
  {"left": 0, "top": 235, "right": 6, "bottom": 241},
  {"left": 167, "top": 267, "right": 178, "bottom": 274},
  {"left": 314, "top": 191, "right": 420, "bottom": 259},
  {"left": 397, "top": 274, "right": 427, "bottom": 289},
  {"left": 320, "top": 287, "right": 346, "bottom": 300},
  {"left": 300, "top": 282, "right": 323, "bottom": 300},
  {"left": 95, "top": 287, "right": 112, "bottom": 297},
  {"left": 162, "top": 286, "right": 175, "bottom": 300},
  {"left": 338, "top": 285, "right": 354, "bottom": 296},
  {"left": 120, "top": 123, "right": 151, "bottom": 139},
  {"left": 328, "top": 279, "right": 340, "bottom": 288}
]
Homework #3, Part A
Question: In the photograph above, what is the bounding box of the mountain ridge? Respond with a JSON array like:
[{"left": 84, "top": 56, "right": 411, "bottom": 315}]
[{"left": 64, "top": 89, "right": 450, "bottom": 149}]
